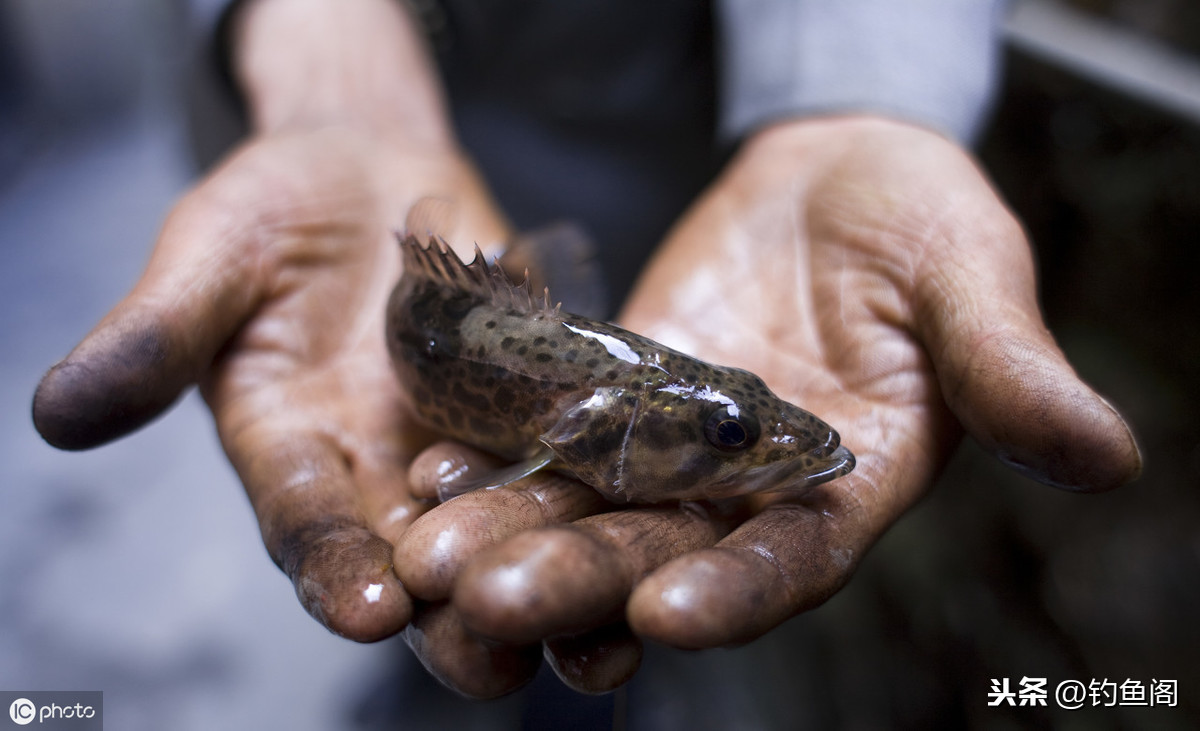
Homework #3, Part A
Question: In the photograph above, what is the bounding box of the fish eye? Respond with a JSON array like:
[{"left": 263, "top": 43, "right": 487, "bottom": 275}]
[{"left": 704, "top": 407, "right": 759, "bottom": 453}]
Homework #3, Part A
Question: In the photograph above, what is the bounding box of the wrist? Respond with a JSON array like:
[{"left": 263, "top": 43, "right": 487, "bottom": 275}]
[
  {"left": 726, "top": 114, "right": 964, "bottom": 189},
  {"left": 232, "top": 0, "right": 452, "bottom": 146},
  {"left": 742, "top": 114, "right": 930, "bottom": 156}
]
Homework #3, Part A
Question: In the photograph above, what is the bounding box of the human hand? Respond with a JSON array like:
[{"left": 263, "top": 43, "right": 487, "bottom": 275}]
[
  {"left": 32, "top": 0, "right": 510, "bottom": 641},
  {"left": 393, "top": 116, "right": 1141, "bottom": 695}
]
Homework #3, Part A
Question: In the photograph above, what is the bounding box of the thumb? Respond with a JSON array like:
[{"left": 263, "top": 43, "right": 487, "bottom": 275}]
[
  {"left": 916, "top": 215, "right": 1142, "bottom": 492},
  {"left": 403, "top": 193, "right": 511, "bottom": 259},
  {"left": 33, "top": 189, "right": 261, "bottom": 450}
]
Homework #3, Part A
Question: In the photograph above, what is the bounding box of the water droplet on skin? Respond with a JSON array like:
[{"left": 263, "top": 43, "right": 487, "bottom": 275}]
[
  {"left": 660, "top": 582, "right": 698, "bottom": 611},
  {"left": 435, "top": 458, "right": 470, "bottom": 485},
  {"left": 363, "top": 583, "right": 384, "bottom": 603}
]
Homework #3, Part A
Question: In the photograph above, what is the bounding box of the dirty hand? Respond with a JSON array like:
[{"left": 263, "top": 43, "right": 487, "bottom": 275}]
[
  {"left": 32, "top": 0, "right": 510, "bottom": 641},
  {"left": 395, "top": 116, "right": 1142, "bottom": 696}
]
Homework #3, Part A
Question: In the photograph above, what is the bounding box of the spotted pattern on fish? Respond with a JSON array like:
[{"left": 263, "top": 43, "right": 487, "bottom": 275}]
[{"left": 386, "top": 234, "right": 855, "bottom": 503}]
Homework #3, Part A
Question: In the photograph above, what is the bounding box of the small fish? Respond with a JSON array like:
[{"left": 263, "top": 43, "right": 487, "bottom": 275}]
[{"left": 386, "top": 234, "right": 854, "bottom": 503}]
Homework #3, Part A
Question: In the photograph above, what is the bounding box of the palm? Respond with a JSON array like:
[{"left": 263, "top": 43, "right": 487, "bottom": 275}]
[
  {"left": 196, "top": 133, "right": 420, "bottom": 549},
  {"left": 621, "top": 120, "right": 973, "bottom": 550},
  {"left": 191, "top": 130, "right": 516, "bottom": 639},
  {"left": 34, "top": 125, "right": 511, "bottom": 641}
]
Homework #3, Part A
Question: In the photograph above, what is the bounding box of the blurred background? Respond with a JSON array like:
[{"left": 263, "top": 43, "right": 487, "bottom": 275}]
[{"left": 0, "top": 0, "right": 1196, "bottom": 728}]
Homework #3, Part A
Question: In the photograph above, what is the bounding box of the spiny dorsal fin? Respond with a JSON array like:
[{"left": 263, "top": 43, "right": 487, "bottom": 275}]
[{"left": 396, "top": 232, "right": 559, "bottom": 317}]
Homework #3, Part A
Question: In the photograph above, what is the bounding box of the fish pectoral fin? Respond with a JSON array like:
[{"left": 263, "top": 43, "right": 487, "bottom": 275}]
[
  {"left": 437, "top": 446, "right": 555, "bottom": 503},
  {"left": 540, "top": 387, "right": 636, "bottom": 494}
]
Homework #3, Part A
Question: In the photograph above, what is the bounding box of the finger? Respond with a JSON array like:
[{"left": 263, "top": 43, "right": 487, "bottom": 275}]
[
  {"left": 33, "top": 180, "right": 264, "bottom": 450},
  {"left": 403, "top": 190, "right": 510, "bottom": 258},
  {"left": 404, "top": 602, "right": 542, "bottom": 699},
  {"left": 454, "top": 502, "right": 740, "bottom": 644},
  {"left": 392, "top": 472, "right": 610, "bottom": 600},
  {"left": 244, "top": 436, "right": 411, "bottom": 642},
  {"left": 627, "top": 481, "right": 877, "bottom": 650},
  {"left": 914, "top": 204, "right": 1141, "bottom": 492},
  {"left": 544, "top": 622, "right": 643, "bottom": 694},
  {"left": 404, "top": 195, "right": 458, "bottom": 238}
]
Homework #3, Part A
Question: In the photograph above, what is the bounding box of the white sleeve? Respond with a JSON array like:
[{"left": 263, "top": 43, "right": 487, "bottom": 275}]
[{"left": 716, "top": 0, "right": 1008, "bottom": 143}]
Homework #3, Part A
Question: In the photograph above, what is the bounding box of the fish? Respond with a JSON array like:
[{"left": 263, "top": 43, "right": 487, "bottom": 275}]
[{"left": 385, "top": 233, "right": 855, "bottom": 504}]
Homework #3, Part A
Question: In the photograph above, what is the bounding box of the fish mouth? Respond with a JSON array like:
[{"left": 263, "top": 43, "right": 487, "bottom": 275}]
[
  {"left": 708, "top": 444, "right": 856, "bottom": 500},
  {"left": 807, "top": 428, "right": 843, "bottom": 460},
  {"left": 795, "top": 445, "right": 856, "bottom": 489}
]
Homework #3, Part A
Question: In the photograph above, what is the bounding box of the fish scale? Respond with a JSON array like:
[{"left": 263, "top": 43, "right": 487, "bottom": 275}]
[{"left": 386, "top": 234, "right": 855, "bottom": 503}]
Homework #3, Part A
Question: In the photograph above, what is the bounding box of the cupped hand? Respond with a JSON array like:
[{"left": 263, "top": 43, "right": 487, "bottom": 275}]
[
  {"left": 617, "top": 116, "right": 1139, "bottom": 645},
  {"left": 33, "top": 123, "right": 509, "bottom": 641},
  {"left": 394, "top": 116, "right": 1141, "bottom": 695}
]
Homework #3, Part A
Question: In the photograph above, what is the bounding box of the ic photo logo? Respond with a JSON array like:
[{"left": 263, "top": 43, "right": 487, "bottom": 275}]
[
  {"left": 2, "top": 693, "right": 101, "bottom": 729},
  {"left": 8, "top": 698, "right": 35, "bottom": 725}
]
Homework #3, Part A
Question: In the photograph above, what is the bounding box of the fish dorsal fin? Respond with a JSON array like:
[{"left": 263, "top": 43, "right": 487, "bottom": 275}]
[{"left": 397, "top": 232, "right": 560, "bottom": 317}]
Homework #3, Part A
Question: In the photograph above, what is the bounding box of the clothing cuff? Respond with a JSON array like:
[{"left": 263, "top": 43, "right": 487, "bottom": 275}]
[{"left": 716, "top": 0, "right": 1008, "bottom": 144}]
